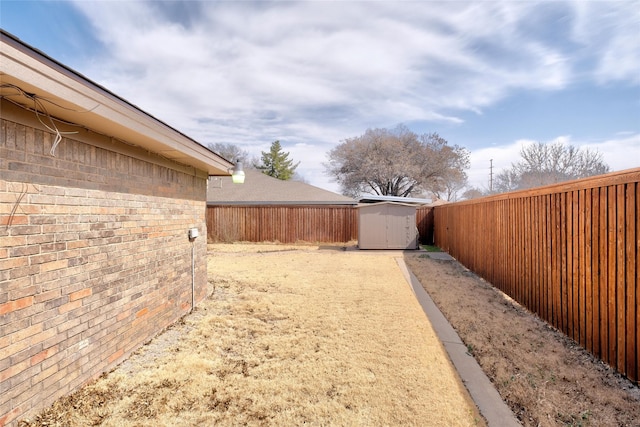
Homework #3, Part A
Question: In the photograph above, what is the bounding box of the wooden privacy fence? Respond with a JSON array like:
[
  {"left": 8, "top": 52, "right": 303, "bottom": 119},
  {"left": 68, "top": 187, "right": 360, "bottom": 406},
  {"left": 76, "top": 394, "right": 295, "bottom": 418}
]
[
  {"left": 434, "top": 169, "right": 639, "bottom": 382},
  {"left": 207, "top": 205, "right": 359, "bottom": 243},
  {"left": 207, "top": 205, "right": 434, "bottom": 244}
]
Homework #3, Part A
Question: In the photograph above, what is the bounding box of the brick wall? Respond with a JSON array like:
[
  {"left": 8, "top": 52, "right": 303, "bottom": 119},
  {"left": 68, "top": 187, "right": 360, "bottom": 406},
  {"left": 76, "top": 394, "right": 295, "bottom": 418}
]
[{"left": 0, "top": 104, "right": 209, "bottom": 426}]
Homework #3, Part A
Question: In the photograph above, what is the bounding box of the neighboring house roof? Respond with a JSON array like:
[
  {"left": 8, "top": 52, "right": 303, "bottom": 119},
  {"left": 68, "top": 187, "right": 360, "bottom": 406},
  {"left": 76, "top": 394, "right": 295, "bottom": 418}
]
[
  {"left": 358, "top": 195, "right": 432, "bottom": 205},
  {"left": 0, "top": 30, "right": 232, "bottom": 176},
  {"left": 208, "top": 168, "right": 356, "bottom": 205}
]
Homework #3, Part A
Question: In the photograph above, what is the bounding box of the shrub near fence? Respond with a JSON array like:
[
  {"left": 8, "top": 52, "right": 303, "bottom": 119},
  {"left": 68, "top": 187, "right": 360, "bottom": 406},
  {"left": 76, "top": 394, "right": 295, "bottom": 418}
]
[{"left": 434, "top": 168, "right": 639, "bottom": 382}]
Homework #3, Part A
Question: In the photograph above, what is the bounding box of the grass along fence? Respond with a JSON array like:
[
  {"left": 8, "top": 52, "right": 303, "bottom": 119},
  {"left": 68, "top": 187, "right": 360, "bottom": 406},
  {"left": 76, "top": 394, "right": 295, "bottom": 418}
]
[
  {"left": 434, "top": 168, "right": 640, "bottom": 382},
  {"left": 207, "top": 205, "right": 434, "bottom": 244}
]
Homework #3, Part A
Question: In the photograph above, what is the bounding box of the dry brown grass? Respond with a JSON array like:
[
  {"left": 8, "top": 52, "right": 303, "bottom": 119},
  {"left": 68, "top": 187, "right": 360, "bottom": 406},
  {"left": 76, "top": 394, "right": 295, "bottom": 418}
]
[
  {"left": 20, "top": 244, "right": 483, "bottom": 426},
  {"left": 405, "top": 253, "right": 640, "bottom": 427}
]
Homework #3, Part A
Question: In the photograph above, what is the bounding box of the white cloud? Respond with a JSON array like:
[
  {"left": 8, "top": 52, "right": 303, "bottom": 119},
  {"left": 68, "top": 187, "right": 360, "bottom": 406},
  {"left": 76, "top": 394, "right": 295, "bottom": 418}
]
[
  {"left": 70, "top": 2, "right": 584, "bottom": 120},
  {"left": 570, "top": 1, "right": 640, "bottom": 84},
  {"left": 467, "top": 134, "right": 640, "bottom": 191},
  {"left": 582, "top": 134, "right": 640, "bottom": 172},
  {"left": 467, "top": 140, "right": 530, "bottom": 191},
  {"left": 65, "top": 1, "right": 639, "bottom": 192}
]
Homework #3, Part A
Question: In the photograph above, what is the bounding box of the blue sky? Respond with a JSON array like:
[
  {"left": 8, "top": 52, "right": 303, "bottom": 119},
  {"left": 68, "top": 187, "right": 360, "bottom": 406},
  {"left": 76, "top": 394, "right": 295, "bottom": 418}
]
[{"left": 2, "top": 0, "right": 639, "bottom": 195}]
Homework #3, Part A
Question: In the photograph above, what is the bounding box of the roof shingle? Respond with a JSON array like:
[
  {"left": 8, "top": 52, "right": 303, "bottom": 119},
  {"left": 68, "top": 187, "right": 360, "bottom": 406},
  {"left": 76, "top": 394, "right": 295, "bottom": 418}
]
[{"left": 207, "top": 169, "right": 356, "bottom": 205}]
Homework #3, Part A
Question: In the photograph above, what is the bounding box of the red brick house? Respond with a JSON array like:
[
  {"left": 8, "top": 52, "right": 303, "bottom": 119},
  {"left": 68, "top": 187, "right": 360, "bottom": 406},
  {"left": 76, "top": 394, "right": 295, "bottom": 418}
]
[{"left": 0, "top": 30, "right": 233, "bottom": 426}]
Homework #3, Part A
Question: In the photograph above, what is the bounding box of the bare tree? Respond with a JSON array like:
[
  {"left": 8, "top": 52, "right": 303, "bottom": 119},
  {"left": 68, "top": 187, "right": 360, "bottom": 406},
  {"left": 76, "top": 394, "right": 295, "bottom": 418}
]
[
  {"left": 292, "top": 172, "right": 309, "bottom": 183},
  {"left": 207, "top": 142, "right": 251, "bottom": 165},
  {"left": 461, "top": 187, "right": 485, "bottom": 200},
  {"left": 431, "top": 168, "right": 468, "bottom": 201},
  {"left": 495, "top": 141, "right": 610, "bottom": 192},
  {"left": 325, "top": 125, "right": 469, "bottom": 198}
]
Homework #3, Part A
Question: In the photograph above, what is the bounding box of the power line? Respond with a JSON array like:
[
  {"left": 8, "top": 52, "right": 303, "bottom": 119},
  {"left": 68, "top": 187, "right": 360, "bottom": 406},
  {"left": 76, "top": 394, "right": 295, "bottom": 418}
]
[{"left": 489, "top": 159, "right": 494, "bottom": 192}]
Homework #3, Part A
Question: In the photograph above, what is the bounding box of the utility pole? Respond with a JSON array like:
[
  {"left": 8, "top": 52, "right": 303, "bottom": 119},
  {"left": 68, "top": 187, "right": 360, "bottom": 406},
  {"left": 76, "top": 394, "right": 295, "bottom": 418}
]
[{"left": 489, "top": 159, "right": 494, "bottom": 192}]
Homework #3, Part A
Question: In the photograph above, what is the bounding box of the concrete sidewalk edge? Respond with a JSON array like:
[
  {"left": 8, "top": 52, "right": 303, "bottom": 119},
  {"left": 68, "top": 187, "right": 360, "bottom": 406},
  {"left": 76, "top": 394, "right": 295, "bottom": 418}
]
[{"left": 396, "top": 258, "right": 521, "bottom": 427}]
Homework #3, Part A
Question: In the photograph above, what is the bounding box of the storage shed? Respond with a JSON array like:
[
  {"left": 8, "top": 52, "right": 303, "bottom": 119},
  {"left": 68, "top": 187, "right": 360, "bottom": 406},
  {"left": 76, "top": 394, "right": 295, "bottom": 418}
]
[{"left": 358, "top": 202, "right": 419, "bottom": 250}]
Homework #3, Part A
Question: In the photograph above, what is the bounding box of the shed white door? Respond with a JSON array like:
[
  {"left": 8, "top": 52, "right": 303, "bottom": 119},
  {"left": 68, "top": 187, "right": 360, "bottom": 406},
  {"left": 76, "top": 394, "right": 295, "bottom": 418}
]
[{"left": 385, "top": 207, "right": 415, "bottom": 249}]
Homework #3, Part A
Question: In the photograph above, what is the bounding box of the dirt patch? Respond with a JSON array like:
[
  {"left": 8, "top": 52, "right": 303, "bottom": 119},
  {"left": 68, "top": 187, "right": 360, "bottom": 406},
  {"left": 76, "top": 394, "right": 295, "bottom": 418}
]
[
  {"left": 405, "top": 253, "right": 640, "bottom": 427},
  {"left": 19, "top": 244, "right": 483, "bottom": 427}
]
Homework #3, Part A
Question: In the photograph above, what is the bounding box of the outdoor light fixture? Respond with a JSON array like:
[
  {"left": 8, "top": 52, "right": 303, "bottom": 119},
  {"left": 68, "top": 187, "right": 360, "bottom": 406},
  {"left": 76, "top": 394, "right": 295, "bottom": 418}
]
[{"left": 231, "top": 160, "right": 245, "bottom": 184}]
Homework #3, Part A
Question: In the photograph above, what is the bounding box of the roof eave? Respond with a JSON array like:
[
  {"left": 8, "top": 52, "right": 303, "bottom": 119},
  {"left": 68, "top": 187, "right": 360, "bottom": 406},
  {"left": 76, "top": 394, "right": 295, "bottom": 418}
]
[{"left": 0, "top": 30, "right": 233, "bottom": 176}]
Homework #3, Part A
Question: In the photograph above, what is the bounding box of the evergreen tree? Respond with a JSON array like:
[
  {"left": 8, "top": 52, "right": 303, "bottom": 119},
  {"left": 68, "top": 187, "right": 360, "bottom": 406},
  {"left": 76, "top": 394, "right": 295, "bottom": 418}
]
[{"left": 256, "top": 140, "right": 300, "bottom": 180}]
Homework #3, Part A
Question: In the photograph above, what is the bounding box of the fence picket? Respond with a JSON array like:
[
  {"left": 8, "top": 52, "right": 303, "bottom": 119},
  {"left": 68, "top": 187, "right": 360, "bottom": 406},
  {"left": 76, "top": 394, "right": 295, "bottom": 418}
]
[
  {"left": 578, "top": 190, "right": 587, "bottom": 347},
  {"left": 585, "top": 189, "right": 593, "bottom": 353},
  {"left": 600, "top": 186, "right": 609, "bottom": 362},
  {"left": 591, "top": 188, "right": 601, "bottom": 358},
  {"left": 608, "top": 186, "right": 617, "bottom": 368},
  {"left": 636, "top": 184, "right": 640, "bottom": 381},
  {"left": 553, "top": 193, "right": 562, "bottom": 329},
  {"left": 617, "top": 185, "right": 626, "bottom": 373},
  {"left": 626, "top": 183, "right": 637, "bottom": 380}
]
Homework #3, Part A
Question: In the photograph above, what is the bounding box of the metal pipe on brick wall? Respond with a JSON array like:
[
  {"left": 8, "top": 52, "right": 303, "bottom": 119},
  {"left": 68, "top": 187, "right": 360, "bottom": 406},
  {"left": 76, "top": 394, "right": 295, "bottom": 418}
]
[
  {"left": 188, "top": 227, "right": 199, "bottom": 312},
  {"left": 191, "top": 242, "right": 195, "bottom": 312}
]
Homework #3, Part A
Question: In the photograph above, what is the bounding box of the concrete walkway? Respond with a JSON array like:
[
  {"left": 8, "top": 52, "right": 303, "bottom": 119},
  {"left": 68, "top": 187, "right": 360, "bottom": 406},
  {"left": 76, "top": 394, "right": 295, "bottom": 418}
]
[{"left": 396, "top": 255, "right": 522, "bottom": 427}]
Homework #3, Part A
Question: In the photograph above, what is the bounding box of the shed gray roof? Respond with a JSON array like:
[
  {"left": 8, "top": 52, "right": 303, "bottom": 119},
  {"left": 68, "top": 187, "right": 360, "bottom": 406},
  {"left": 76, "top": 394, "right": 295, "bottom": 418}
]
[
  {"left": 358, "top": 195, "right": 432, "bottom": 205},
  {"left": 357, "top": 201, "right": 419, "bottom": 209},
  {"left": 207, "top": 168, "right": 356, "bottom": 205}
]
